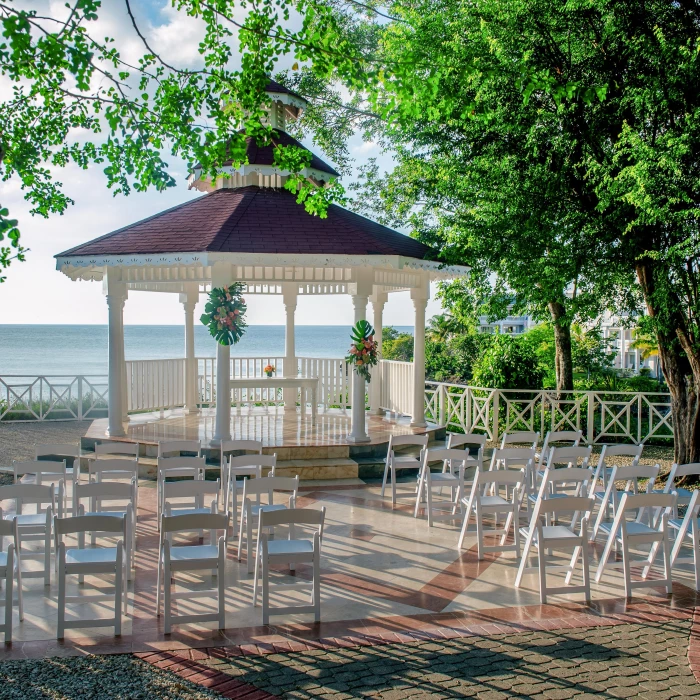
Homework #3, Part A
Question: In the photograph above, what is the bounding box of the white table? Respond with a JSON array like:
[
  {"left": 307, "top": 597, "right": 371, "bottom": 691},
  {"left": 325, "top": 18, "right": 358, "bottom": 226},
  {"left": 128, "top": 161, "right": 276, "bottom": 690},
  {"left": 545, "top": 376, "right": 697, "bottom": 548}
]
[{"left": 229, "top": 376, "right": 319, "bottom": 423}]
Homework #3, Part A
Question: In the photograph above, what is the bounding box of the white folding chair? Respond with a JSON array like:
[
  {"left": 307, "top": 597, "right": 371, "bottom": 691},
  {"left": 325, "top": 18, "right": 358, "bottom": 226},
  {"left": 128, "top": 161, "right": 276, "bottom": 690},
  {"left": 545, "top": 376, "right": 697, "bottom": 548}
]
[
  {"left": 538, "top": 430, "right": 582, "bottom": 466},
  {"left": 444, "top": 433, "right": 487, "bottom": 469},
  {"left": 94, "top": 441, "right": 140, "bottom": 459},
  {"left": 665, "top": 489, "right": 700, "bottom": 591},
  {"left": 533, "top": 446, "right": 592, "bottom": 500},
  {"left": 221, "top": 439, "right": 263, "bottom": 504},
  {"left": 158, "top": 440, "right": 202, "bottom": 458},
  {"left": 226, "top": 454, "right": 277, "bottom": 534},
  {"left": 253, "top": 507, "right": 326, "bottom": 625},
  {"left": 88, "top": 458, "right": 140, "bottom": 512},
  {"left": 157, "top": 456, "right": 205, "bottom": 521},
  {"left": 381, "top": 434, "right": 429, "bottom": 505},
  {"left": 590, "top": 463, "right": 659, "bottom": 541},
  {"left": 500, "top": 431, "right": 539, "bottom": 450},
  {"left": 36, "top": 443, "right": 81, "bottom": 495},
  {"left": 13, "top": 460, "right": 66, "bottom": 517},
  {"left": 239, "top": 476, "right": 298, "bottom": 572},
  {"left": 458, "top": 467, "right": 524, "bottom": 560},
  {"left": 73, "top": 481, "right": 136, "bottom": 575},
  {"left": 55, "top": 514, "right": 128, "bottom": 639},
  {"left": 157, "top": 512, "right": 228, "bottom": 634},
  {"left": 652, "top": 462, "right": 700, "bottom": 524},
  {"left": 163, "top": 479, "right": 220, "bottom": 517},
  {"left": 595, "top": 492, "right": 676, "bottom": 598},
  {"left": 414, "top": 448, "right": 469, "bottom": 526},
  {"left": 589, "top": 444, "right": 644, "bottom": 506},
  {"left": 490, "top": 448, "right": 537, "bottom": 509},
  {"left": 0, "top": 483, "right": 55, "bottom": 586},
  {"left": 0, "top": 517, "right": 23, "bottom": 641},
  {"left": 515, "top": 494, "right": 594, "bottom": 603}
]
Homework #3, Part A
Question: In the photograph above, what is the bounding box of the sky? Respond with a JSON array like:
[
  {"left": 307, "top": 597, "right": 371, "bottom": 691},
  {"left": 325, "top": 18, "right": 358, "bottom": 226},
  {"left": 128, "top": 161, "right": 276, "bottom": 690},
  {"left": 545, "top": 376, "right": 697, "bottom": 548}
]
[{"left": 0, "top": 1, "right": 443, "bottom": 327}]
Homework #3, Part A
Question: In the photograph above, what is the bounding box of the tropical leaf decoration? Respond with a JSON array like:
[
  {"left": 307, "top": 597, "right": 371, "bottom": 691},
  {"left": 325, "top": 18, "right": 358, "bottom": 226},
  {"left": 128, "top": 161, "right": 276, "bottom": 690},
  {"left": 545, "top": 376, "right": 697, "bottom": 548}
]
[
  {"left": 200, "top": 283, "right": 248, "bottom": 346},
  {"left": 345, "top": 320, "right": 379, "bottom": 382}
]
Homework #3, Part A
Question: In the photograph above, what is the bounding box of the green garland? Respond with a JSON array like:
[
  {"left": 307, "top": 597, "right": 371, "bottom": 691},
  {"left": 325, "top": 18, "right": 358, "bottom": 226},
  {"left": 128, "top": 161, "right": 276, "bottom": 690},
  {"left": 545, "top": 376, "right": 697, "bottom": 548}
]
[{"left": 200, "top": 283, "right": 248, "bottom": 346}]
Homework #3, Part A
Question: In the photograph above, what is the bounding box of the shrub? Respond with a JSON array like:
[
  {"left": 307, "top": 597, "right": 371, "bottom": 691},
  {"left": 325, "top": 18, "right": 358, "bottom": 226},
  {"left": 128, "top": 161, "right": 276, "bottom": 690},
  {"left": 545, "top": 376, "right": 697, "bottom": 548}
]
[{"left": 472, "top": 334, "right": 545, "bottom": 390}]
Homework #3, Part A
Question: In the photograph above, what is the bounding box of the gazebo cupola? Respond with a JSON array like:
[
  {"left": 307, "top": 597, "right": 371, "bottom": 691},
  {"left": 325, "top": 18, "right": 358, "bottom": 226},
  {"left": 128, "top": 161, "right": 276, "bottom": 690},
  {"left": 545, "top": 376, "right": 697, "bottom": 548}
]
[
  {"left": 187, "top": 79, "right": 338, "bottom": 192},
  {"left": 55, "top": 78, "right": 469, "bottom": 445}
]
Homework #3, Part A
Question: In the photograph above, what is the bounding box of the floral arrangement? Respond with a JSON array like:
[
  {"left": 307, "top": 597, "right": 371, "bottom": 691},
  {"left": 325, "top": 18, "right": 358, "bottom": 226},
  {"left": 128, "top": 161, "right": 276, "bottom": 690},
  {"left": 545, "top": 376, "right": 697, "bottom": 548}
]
[
  {"left": 200, "top": 282, "right": 248, "bottom": 346},
  {"left": 264, "top": 364, "right": 276, "bottom": 377},
  {"left": 345, "top": 320, "right": 379, "bottom": 382}
]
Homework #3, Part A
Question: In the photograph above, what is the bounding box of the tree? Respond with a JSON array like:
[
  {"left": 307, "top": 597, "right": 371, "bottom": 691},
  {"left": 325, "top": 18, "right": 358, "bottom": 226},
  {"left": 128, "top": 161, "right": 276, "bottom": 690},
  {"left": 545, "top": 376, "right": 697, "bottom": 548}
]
[
  {"left": 472, "top": 334, "right": 544, "bottom": 391},
  {"left": 280, "top": 0, "right": 700, "bottom": 462},
  {"left": 381, "top": 327, "right": 414, "bottom": 362},
  {"left": 426, "top": 313, "right": 465, "bottom": 343},
  {"left": 0, "top": 1, "right": 353, "bottom": 281},
  {"left": 571, "top": 326, "right": 616, "bottom": 381}
]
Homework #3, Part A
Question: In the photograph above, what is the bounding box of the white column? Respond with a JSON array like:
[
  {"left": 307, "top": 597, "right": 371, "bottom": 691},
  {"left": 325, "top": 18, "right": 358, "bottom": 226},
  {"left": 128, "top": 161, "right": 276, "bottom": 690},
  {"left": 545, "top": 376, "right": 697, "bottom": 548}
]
[
  {"left": 369, "top": 291, "right": 387, "bottom": 415},
  {"left": 105, "top": 278, "right": 126, "bottom": 437},
  {"left": 120, "top": 292, "right": 128, "bottom": 422},
  {"left": 348, "top": 292, "right": 370, "bottom": 443},
  {"left": 282, "top": 283, "right": 298, "bottom": 412},
  {"left": 411, "top": 284, "right": 429, "bottom": 428},
  {"left": 212, "top": 263, "right": 232, "bottom": 444},
  {"left": 180, "top": 285, "right": 199, "bottom": 413}
]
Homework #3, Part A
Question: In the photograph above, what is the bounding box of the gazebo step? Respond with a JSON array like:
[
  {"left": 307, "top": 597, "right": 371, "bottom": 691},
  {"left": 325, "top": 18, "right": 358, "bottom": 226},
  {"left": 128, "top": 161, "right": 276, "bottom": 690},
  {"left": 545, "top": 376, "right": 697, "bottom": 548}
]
[{"left": 274, "top": 458, "right": 358, "bottom": 480}]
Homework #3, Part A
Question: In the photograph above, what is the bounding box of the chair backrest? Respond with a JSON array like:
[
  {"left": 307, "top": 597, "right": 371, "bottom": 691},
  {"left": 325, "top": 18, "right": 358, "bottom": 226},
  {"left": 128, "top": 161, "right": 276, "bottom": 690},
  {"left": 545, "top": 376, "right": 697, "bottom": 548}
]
[
  {"left": 74, "top": 481, "right": 135, "bottom": 516},
  {"left": 160, "top": 511, "right": 229, "bottom": 535},
  {"left": 228, "top": 454, "right": 277, "bottom": 476},
  {"left": 95, "top": 441, "right": 139, "bottom": 458},
  {"left": 425, "top": 448, "right": 472, "bottom": 466},
  {"left": 596, "top": 463, "right": 659, "bottom": 502},
  {"left": 476, "top": 466, "right": 526, "bottom": 488},
  {"left": 242, "top": 475, "right": 299, "bottom": 502},
  {"left": 490, "top": 447, "right": 536, "bottom": 470},
  {"left": 259, "top": 505, "right": 326, "bottom": 529},
  {"left": 158, "top": 440, "right": 201, "bottom": 458},
  {"left": 13, "top": 459, "right": 66, "bottom": 485},
  {"left": 88, "top": 458, "right": 139, "bottom": 481},
  {"left": 163, "top": 479, "right": 219, "bottom": 500},
  {"left": 55, "top": 513, "right": 127, "bottom": 537},
  {"left": 666, "top": 462, "right": 700, "bottom": 491},
  {"left": 617, "top": 491, "right": 676, "bottom": 515},
  {"left": 500, "top": 431, "right": 539, "bottom": 449},
  {"left": 537, "top": 495, "right": 595, "bottom": 518},
  {"left": 447, "top": 433, "right": 487, "bottom": 449},
  {"left": 546, "top": 445, "right": 592, "bottom": 469},
  {"left": 0, "top": 483, "right": 55, "bottom": 505},
  {"left": 221, "top": 439, "right": 263, "bottom": 458},
  {"left": 35, "top": 443, "right": 79, "bottom": 461},
  {"left": 388, "top": 434, "right": 429, "bottom": 452},
  {"left": 540, "top": 430, "right": 582, "bottom": 462},
  {"left": 157, "top": 456, "right": 205, "bottom": 474}
]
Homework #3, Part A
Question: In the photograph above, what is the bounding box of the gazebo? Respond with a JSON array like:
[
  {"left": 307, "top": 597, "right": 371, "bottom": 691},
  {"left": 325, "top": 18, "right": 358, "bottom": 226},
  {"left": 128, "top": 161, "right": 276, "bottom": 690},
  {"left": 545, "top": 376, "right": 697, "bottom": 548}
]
[{"left": 55, "top": 80, "right": 468, "bottom": 447}]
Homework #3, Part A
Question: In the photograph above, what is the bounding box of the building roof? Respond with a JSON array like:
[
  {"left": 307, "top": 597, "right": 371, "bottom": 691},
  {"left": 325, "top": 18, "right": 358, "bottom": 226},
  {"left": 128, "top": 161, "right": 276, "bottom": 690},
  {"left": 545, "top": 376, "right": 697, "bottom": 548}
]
[
  {"left": 56, "top": 187, "right": 436, "bottom": 259},
  {"left": 265, "top": 78, "right": 304, "bottom": 101},
  {"left": 235, "top": 129, "right": 339, "bottom": 178}
]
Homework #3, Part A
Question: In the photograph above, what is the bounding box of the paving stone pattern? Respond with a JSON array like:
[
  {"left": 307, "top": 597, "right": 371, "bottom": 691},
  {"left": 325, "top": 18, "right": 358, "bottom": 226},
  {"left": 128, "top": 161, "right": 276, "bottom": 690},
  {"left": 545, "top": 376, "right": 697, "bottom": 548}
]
[{"left": 172, "top": 620, "right": 698, "bottom": 699}]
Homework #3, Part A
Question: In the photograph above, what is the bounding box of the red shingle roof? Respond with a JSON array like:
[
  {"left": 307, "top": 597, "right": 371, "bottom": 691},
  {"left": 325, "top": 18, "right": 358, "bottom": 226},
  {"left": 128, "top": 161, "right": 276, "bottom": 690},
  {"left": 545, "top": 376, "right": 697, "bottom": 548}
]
[{"left": 56, "top": 187, "right": 435, "bottom": 259}]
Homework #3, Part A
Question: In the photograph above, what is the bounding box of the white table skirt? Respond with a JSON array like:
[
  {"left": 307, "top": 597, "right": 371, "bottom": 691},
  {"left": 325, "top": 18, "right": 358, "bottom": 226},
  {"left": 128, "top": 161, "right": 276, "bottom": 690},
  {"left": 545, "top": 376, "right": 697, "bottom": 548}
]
[{"left": 229, "top": 376, "right": 319, "bottom": 422}]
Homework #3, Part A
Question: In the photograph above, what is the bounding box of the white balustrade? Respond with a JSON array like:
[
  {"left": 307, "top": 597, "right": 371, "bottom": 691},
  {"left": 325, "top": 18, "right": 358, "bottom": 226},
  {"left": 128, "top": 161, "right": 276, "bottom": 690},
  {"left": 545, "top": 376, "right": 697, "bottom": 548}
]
[{"left": 0, "top": 358, "right": 675, "bottom": 448}]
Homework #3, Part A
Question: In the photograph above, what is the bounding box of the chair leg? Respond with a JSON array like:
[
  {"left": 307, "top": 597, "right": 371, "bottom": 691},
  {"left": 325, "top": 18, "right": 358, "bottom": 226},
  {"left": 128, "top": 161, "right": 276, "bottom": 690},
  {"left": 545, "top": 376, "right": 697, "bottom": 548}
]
[
  {"left": 457, "top": 508, "right": 471, "bottom": 550},
  {"left": 253, "top": 546, "right": 260, "bottom": 607},
  {"left": 156, "top": 553, "right": 162, "bottom": 617},
  {"left": 237, "top": 512, "right": 245, "bottom": 562},
  {"left": 262, "top": 555, "right": 270, "bottom": 626},
  {"left": 218, "top": 545, "right": 226, "bottom": 630},
  {"left": 5, "top": 549, "right": 13, "bottom": 643},
  {"left": 391, "top": 466, "right": 397, "bottom": 506},
  {"left": 15, "top": 549, "right": 23, "bottom": 622},
  {"left": 662, "top": 524, "right": 673, "bottom": 595},
  {"left": 115, "top": 553, "right": 123, "bottom": 637},
  {"left": 313, "top": 550, "right": 321, "bottom": 622},
  {"left": 582, "top": 538, "right": 591, "bottom": 603},
  {"left": 381, "top": 459, "right": 389, "bottom": 499},
  {"left": 246, "top": 516, "right": 254, "bottom": 574},
  {"left": 164, "top": 556, "right": 172, "bottom": 634},
  {"left": 538, "top": 546, "right": 547, "bottom": 604},
  {"left": 44, "top": 528, "right": 51, "bottom": 587},
  {"left": 426, "top": 477, "right": 434, "bottom": 527},
  {"left": 57, "top": 554, "right": 66, "bottom": 640},
  {"left": 621, "top": 533, "right": 632, "bottom": 599}
]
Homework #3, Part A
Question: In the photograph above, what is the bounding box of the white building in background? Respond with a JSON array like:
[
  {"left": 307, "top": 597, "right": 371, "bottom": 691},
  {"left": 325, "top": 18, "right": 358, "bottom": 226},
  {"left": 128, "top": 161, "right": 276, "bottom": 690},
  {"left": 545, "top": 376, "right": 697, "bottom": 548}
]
[{"left": 478, "top": 309, "right": 659, "bottom": 376}]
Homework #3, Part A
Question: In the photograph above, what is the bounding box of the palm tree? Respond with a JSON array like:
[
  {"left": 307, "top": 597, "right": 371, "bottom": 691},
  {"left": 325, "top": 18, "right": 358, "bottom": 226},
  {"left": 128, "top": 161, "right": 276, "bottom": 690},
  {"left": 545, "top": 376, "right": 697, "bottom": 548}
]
[{"left": 427, "top": 314, "right": 458, "bottom": 342}]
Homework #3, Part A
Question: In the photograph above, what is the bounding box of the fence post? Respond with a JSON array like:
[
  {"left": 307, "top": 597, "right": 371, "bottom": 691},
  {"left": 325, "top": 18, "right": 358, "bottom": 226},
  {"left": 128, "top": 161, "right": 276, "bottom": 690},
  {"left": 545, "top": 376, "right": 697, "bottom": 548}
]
[
  {"left": 586, "top": 391, "right": 595, "bottom": 444},
  {"left": 492, "top": 390, "right": 500, "bottom": 443},
  {"left": 465, "top": 387, "right": 472, "bottom": 433},
  {"left": 78, "top": 377, "right": 83, "bottom": 420},
  {"left": 438, "top": 384, "right": 446, "bottom": 426}
]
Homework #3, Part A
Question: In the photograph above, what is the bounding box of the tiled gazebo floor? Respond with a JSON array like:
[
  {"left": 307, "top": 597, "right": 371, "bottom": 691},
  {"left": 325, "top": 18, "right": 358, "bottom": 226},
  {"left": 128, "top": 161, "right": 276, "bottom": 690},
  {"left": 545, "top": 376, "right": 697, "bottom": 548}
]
[{"left": 4, "top": 478, "right": 700, "bottom": 666}]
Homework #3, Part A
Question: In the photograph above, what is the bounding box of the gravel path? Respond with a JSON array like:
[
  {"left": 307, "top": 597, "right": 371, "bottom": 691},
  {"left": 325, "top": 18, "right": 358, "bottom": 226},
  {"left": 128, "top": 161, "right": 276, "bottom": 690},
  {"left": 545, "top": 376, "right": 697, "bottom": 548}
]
[
  {"left": 0, "top": 421, "right": 92, "bottom": 468},
  {"left": 0, "top": 654, "right": 222, "bottom": 700}
]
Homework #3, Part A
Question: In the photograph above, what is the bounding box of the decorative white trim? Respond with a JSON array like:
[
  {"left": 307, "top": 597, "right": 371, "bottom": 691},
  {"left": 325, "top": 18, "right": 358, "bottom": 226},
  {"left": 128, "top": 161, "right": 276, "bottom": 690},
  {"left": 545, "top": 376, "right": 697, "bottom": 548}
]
[{"left": 187, "top": 163, "right": 335, "bottom": 192}]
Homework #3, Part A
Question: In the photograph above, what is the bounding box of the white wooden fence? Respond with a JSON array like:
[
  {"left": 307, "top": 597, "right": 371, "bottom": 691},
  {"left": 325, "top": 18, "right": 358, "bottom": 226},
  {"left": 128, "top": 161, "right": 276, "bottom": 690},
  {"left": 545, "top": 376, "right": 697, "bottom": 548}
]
[{"left": 0, "top": 358, "right": 674, "bottom": 446}]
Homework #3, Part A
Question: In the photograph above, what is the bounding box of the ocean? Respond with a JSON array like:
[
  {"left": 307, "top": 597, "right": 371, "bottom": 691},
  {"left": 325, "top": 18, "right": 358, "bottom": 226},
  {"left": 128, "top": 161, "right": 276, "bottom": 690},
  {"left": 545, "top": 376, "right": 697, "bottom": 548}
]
[{"left": 0, "top": 325, "right": 413, "bottom": 376}]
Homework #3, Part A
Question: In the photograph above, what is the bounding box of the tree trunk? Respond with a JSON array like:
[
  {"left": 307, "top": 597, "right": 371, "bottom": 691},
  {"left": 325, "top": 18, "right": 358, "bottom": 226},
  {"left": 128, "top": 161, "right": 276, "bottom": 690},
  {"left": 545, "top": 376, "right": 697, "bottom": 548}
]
[
  {"left": 548, "top": 301, "right": 574, "bottom": 393},
  {"left": 636, "top": 261, "right": 700, "bottom": 465}
]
